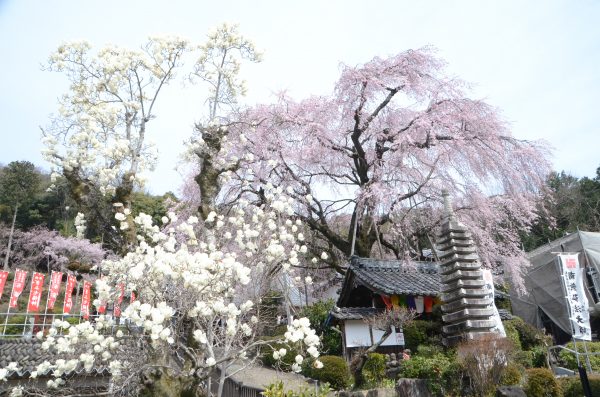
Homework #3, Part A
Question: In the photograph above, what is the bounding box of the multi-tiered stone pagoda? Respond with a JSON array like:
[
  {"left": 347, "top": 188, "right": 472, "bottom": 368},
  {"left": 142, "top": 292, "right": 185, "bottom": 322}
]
[{"left": 436, "top": 190, "right": 497, "bottom": 346}]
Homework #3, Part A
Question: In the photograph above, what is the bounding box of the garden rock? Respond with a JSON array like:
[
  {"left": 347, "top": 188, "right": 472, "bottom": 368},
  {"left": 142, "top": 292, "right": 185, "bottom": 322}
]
[
  {"left": 496, "top": 386, "right": 526, "bottom": 397},
  {"left": 396, "top": 378, "right": 432, "bottom": 397}
]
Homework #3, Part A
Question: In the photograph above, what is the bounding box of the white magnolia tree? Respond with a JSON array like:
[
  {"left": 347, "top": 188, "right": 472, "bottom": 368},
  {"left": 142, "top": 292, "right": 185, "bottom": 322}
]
[
  {"left": 1, "top": 25, "right": 323, "bottom": 397},
  {"left": 1, "top": 189, "right": 323, "bottom": 396},
  {"left": 41, "top": 34, "right": 189, "bottom": 250}
]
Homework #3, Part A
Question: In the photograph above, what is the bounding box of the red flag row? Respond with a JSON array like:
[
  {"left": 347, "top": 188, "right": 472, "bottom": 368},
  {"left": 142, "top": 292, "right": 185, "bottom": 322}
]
[{"left": 0, "top": 269, "right": 133, "bottom": 318}]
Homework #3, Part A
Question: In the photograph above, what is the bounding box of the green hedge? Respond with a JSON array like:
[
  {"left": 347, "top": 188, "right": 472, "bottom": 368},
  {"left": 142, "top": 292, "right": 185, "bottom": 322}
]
[
  {"left": 503, "top": 320, "right": 523, "bottom": 351},
  {"left": 398, "top": 353, "right": 457, "bottom": 397},
  {"left": 559, "top": 375, "right": 600, "bottom": 397},
  {"left": 362, "top": 353, "right": 387, "bottom": 388},
  {"left": 558, "top": 341, "right": 600, "bottom": 372},
  {"left": 504, "top": 317, "right": 549, "bottom": 350},
  {"left": 302, "top": 355, "right": 351, "bottom": 390},
  {"left": 524, "top": 368, "right": 561, "bottom": 397},
  {"left": 500, "top": 362, "right": 524, "bottom": 386},
  {"left": 1, "top": 315, "right": 27, "bottom": 335},
  {"left": 403, "top": 320, "right": 442, "bottom": 351},
  {"left": 262, "top": 381, "right": 331, "bottom": 397}
]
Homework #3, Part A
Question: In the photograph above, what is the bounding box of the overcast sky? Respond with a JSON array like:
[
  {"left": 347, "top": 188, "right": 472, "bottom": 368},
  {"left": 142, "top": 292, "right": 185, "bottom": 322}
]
[{"left": 1, "top": 0, "right": 599, "bottom": 195}]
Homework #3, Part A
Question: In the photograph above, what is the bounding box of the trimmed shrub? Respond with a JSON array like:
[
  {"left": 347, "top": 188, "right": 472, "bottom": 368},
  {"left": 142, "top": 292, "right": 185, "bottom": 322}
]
[
  {"left": 416, "top": 344, "right": 443, "bottom": 358},
  {"left": 66, "top": 316, "right": 81, "bottom": 325},
  {"left": 500, "top": 362, "right": 524, "bottom": 386},
  {"left": 514, "top": 350, "right": 534, "bottom": 368},
  {"left": 504, "top": 317, "right": 549, "bottom": 350},
  {"left": 2, "top": 315, "right": 27, "bottom": 335},
  {"left": 263, "top": 381, "right": 332, "bottom": 397},
  {"left": 558, "top": 341, "right": 600, "bottom": 372},
  {"left": 530, "top": 346, "right": 548, "bottom": 368},
  {"left": 403, "top": 320, "right": 442, "bottom": 351},
  {"left": 503, "top": 320, "right": 523, "bottom": 351},
  {"left": 524, "top": 368, "right": 561, "bottom": 397},
  {"left": 559, "top": 374, "right": 600, "bottom": 397},
  {"left": 362, "top": 353, "right": 387, "bottom": 388},
  {"left": 399, "top": 353, "right": 454, "bottom": 396},
  {"left": 303, "top": 355, "right": 351, "bottom": 390}
]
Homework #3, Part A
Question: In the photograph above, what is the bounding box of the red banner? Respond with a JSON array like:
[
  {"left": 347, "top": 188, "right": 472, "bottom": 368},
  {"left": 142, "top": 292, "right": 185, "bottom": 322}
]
[
  {"left": 9, "top": 269, "right": 27, "bottom": 308},
  {"left": 63, "top": 274, "right": 77, "bottom": 314},
  {"left": 27, "top": 272, "right": 45, "bottom": 312},
  {"left": 98, "top": 300, "right": 107, "bottom": 314},
  {"left": 114, "top": 283, "right": 125, "bottom": 317},
  {"left": 47, "top": 271, "right": 63, "bottom": 309},
  {"left": 0, "top": 271, "right": 8, "bottom": 301},
  {"left": 81, "top": 281, "right": 92, "bottom": 319}
]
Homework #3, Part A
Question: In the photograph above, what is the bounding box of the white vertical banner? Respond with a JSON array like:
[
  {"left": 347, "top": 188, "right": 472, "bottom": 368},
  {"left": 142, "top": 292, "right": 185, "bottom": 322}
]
[
  {"left": 482, "top": 270, "right": 506, "bottom": 337},
  {"left": 558, "top": 254, "right": 592, "bottom": 341}
]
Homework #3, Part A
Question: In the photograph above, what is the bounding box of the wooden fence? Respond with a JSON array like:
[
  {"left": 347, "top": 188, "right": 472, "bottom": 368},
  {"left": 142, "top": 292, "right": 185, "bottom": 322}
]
[
  {"left": 220, "top": 377, "right": 264, "bottom": 397},
  {"left": 211, "top": 368, "right": 264, "bottom": 397}
]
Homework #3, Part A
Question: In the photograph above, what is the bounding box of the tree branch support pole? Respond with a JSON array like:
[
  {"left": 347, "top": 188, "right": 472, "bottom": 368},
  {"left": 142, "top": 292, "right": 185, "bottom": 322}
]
[
  {"left": 3, "top": 203, "right": 19, "bottom": 270},
  {"left": 2, "top": 277, "right": 16, "bottom": 336}
]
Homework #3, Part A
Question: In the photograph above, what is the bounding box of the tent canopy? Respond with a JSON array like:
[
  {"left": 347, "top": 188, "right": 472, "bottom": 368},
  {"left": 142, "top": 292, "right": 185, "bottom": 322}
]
[{"left": 511, "top": 231, "right": 600, "bottom": 335}]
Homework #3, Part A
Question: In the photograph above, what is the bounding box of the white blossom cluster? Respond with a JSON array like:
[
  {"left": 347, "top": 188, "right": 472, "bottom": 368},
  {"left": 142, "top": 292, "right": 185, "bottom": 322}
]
[
  {"left": 0, "top": 186, "right": 323, "bottom": 391},
  {"left": 0, "top": 318, "right": 124, "bottom": 389},
  {"left": 192, "top": 22, "right": 262, "bottom": 120},
  {"left": 74, "top": 212, "right": 86, "bottom": 238},
  {"left": 43, "top": 35, "right": 189, "bottom": 197}
]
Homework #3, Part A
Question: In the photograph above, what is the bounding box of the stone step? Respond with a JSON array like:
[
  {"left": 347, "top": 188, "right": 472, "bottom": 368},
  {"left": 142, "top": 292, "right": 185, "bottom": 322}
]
[
  {"left": 441, "top": 297, "right": 493, "bottom": 313},
  {"left": 442, "top": 331, "right": 497, "bottom": 347},
  {"left": 441, "top": 287, "right": 489, "bottom": 303},
  {"left": 440, "top": 269, "right": 483, "bottom": 283},
  {"left": 441, "top": 279, "right": 486, "bottom": 293},
  {"left": 441, "top": 253, "right": 480, "bottom": 266},
  {"left": 436, "top": 230, "right": 473, "bottom": 244},
  {"left": 438, "top": 261, "right": 481, "bottom": 275},
  {"left": 436, "top": 238, "right": 475, "bottom": 251},
  {"left": 438, "top": 246, "right": 477, "bottom": 259},
  {"left": 442, "top": 308, "right": 495, "bottom": 323},
  {"left": 442, "top": 319, "right": 497, "bottom": 335}
]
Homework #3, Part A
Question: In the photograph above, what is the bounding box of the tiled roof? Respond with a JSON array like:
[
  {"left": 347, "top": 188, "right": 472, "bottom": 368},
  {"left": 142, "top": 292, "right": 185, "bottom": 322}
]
[
  {"left": 330, "top": 306, "right": 382, "bottom": 320},
  {"left": 347, "top": 256, "right": 441, "bottom": 296}
]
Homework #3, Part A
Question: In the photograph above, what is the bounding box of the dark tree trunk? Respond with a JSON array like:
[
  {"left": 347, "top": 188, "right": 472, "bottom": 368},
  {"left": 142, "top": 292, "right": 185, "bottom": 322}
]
[{"left": 351, "top": 328, "right": 391, "bottom": 388}]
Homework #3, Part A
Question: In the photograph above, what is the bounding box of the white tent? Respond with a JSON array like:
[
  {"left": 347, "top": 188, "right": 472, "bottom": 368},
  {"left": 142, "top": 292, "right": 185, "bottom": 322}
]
[{"left": 511, "top": 231, "right": 600, "bottom": 338}]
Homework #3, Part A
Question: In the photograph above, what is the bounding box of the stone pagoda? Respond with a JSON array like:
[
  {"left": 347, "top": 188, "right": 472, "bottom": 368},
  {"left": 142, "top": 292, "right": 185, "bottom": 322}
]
[{"left": 436, "top": 190, "right": 497, "bottom": 346}]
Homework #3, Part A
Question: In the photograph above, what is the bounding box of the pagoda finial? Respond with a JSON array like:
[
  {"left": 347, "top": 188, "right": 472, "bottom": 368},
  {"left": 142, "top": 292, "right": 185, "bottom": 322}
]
[{"left": 442, "top": 189, "right": 456, "bottom": 223}]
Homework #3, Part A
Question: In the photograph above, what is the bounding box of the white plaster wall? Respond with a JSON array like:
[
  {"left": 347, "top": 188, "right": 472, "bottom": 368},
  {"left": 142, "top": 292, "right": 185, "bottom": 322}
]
[{"left": 344, "top": 320, "right": 371, "bottom": 347}]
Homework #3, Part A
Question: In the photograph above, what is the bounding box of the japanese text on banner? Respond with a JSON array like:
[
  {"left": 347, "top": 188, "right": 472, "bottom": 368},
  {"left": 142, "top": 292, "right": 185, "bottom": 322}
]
[
  {"left": 9, "top": 269, "right": 28, "bottom": 308},
  {"left": 27, "top": 272, "right": 45, "bottom": 312},
  {"left": 63, "top": 274, "right": 77, "bottom": 314},
  {"left": 0, "top": 271, "right": 8, "bottom": 301},
  {"left": 81, "top": 281, "right": 92, "bottom": 319},
  {"left": 47, "top": 271, "right": 63, "bottom": 309},
  {"left": 558, "top": 254, "right": 592, "bottom": 341}
]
